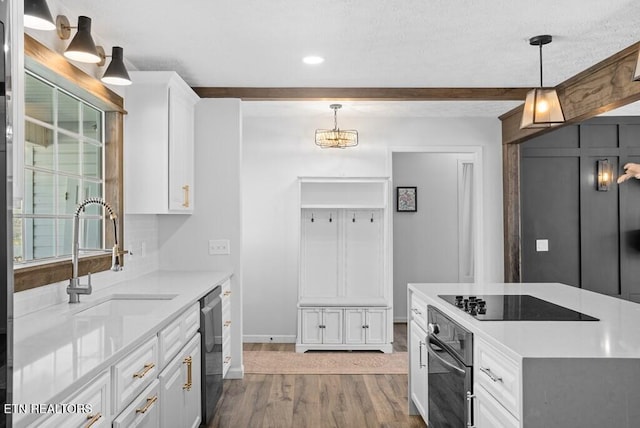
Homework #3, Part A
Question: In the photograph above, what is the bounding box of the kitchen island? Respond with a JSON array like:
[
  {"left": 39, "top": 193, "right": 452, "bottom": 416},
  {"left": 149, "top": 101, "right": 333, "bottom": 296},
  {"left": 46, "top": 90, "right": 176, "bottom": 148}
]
[{"left": 408, "top": 282, "right": 640, "bottom": 428}]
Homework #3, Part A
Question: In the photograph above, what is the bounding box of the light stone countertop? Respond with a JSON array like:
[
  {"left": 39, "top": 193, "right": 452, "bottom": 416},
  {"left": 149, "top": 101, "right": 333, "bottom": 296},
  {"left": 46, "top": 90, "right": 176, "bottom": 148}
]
[
  {"left": 409, "top": 282, "right": 640, "bottom": 361},
  {"left": 12, "top": 270, "right": 232, "bottom": 423}
]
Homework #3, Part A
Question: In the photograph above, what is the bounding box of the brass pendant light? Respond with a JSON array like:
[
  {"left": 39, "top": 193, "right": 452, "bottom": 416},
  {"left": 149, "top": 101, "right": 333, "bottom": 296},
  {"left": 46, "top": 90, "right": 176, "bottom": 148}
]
[
  {"left": 520, "top": 35, "right": 565, "bottom": 129},
  {"left": 315, "top": 104, "right": 358, "bottom": 149}
]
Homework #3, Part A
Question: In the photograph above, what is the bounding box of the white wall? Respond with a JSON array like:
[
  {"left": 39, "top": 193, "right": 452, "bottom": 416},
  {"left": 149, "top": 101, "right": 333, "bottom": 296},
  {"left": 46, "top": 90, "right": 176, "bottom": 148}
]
[
  {"left": 157, "top": 99, "right": 244, "bottom": 378},
  {"left": 242, "top": 114, "right": 504, "bottom": 340}
]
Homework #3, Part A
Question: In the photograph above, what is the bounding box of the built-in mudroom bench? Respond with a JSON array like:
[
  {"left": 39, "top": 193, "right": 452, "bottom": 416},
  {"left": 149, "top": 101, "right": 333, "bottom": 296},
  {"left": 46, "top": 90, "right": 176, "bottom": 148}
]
[{"left": 296, "top": 178, "right": 392, "bottom": 353}]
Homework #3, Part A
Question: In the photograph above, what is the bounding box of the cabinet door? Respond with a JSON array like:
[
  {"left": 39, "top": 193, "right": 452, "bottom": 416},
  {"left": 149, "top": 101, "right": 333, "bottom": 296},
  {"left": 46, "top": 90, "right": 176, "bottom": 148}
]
[
  {"left": 344, "top": 309, "right": 366, "bottom": 344},
  {"left": 474, "top": 385, "right": 519, "bottom": 428},
  {"left": 168, "top": 85, "right": 195, "bottom": 212},
  {"left": 300, "top": 309, "right": 322, "bottom": 344},
  {"left": 159, "top": 352, "right": 185, "bottom": 428},
  {"left": 410, "top": 322, "right": 428, "bottom": 419},
  {"left": 365, "top": 309, "right": 387, "bottom": 344},
  {"left": 322, "top": 309, "right": 343, "bottom": 344},
  {"left": 183, "top": 334, "right": 202, "bottom": 428}
]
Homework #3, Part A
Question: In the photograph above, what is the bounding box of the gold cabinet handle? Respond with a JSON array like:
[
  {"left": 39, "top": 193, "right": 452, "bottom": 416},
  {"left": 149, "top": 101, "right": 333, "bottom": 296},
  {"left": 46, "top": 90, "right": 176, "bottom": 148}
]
[
  {"left": 223, "top": 290, "right": 231, "bottom": 297},
  {"left": 132, "top": 363, "right": 155, "bottom": 379},
  {"left": 224, "top": 356, "right": 231, "bottom": 364},
  {"left": 224, "top": 320, "right": 231, "bottom": 327},
  {"left": 85, "top": 412, "right": 102, "bottom": 428},
  {"left": 135, "top": 395, "right": 158, "bottom": 414},
  {"left": 183, "top": 356, "right": 193, "bottom": 391},
  {"left": 182, "top": 185, "right": 190, "bottom": 208}
]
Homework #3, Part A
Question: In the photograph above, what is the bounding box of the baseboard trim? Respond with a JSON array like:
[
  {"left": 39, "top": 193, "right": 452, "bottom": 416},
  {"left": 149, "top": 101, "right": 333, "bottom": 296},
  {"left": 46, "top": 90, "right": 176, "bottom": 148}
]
[
  {"left": 394, "top": 317, "right": 408, "bottom": 323},
  {"left": 243, "top": 334, "right": 297, "bottom": 343},
  {"left": 226, "top": 365, "right": 244, "bottom": 379}
]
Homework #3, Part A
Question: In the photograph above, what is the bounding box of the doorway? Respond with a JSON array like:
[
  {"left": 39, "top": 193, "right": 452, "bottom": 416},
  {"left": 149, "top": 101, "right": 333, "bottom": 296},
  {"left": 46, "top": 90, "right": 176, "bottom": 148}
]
[{"left": 390, "top": 147, "right": 483, "bottom": 322}]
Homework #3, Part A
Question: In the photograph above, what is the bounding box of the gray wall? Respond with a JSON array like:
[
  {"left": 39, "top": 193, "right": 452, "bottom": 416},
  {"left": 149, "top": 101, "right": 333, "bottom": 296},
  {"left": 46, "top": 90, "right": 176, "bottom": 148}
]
[
  {"left": 520, "top": 117, "right": 640, "bottom": 301},
  {"left": 392, "top": 153, "right": 464, "bottom": 321}
]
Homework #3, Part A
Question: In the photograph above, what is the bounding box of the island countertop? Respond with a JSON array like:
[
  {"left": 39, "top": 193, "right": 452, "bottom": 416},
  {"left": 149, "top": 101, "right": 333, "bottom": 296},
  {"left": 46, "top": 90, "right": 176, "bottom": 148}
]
[
  {"left": 408, "top": 282, "right": 640, "bottom": 360},
  {"left": 12, "top": 269, "right": 232, "bottom": 423}
]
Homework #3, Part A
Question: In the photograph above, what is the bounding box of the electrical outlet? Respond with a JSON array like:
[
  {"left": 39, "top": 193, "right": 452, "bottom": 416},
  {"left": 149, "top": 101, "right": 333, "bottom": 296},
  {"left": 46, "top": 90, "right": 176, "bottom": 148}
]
[{"left": 209, "top": 239, "right": 230, "bottom": 255}]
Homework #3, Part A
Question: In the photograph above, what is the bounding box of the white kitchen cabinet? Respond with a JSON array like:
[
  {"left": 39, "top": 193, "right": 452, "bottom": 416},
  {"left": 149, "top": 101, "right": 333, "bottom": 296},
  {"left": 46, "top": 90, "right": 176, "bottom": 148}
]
[
  {"left": 296, "top": 178, "right": 392, "bottom": 352},
  {"left": 300, "top": 308, "right": 343, "bottom": 345},
  {"left": 125, "top": 71, "right": 199, "bottom": 214},
  {"left": 473, "top": 384, "right": 519, "bottom": 428},
  {"left": 409, "top": 321, "right": 428, "bottom": 420},
  {"left": 36, "top": 371, "right": 111, "bottom": 428},
  {"left": 159, "top": 333, "right": 202, "bottom": 428},
  {"left": 475, "top": 337, "right": 520, "bottom": 419},
  {"left": 112, "top": 336, "right": 158, "bottom": 415},
  {"left": 344, "top": 308, "right": 387, "bottom": 344},
  {"left": 112, "top": 380, "right": 160, "bottom": 428},
  {"left": 221, "top": 278, "right": 232, "bottom": 378}
]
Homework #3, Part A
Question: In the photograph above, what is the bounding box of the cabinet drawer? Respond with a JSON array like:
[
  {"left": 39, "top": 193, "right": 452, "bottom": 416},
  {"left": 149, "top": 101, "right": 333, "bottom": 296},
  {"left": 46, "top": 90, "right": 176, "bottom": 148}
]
[
  {"left": 38, "top": 371, "right": 110, "bottom": 428},
  {"left": 158, "top": 316, "right": 183, "bottom": 368},
  {"left": 112, "top": 380, "right": 160, "bottom": 428},
  {"left": 183, "top": 302, "right": 200, "bottom": 342},
  {"left": 113, "top": 336, "right": 158, "bottom": 414},
  {"left": 475, "top": 338, "right": 520, "bottom": 418},
  {"left": 410, "top": 295, "right": 428, "bottom": 331},
  {"left": 474, "top": 384, "right": 519, "bottom": 428}
]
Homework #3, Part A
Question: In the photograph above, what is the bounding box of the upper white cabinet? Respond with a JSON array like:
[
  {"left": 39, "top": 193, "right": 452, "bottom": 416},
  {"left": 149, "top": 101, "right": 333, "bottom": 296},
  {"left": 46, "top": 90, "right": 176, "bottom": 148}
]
[{"left": 124, "top": 71, "right": 199, "bottom": 214}]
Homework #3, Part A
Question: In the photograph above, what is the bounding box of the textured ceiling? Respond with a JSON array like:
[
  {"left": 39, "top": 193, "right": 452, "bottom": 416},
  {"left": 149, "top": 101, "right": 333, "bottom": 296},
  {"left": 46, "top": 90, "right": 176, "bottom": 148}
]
[{"left": 55, "top": 0, "right": 640, "bottom": 117}]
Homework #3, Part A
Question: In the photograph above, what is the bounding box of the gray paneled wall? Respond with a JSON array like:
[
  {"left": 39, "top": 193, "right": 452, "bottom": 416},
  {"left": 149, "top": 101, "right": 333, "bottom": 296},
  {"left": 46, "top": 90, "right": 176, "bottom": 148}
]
[{"left": 520, "top": 117, "right": 640, "bottom": 302}]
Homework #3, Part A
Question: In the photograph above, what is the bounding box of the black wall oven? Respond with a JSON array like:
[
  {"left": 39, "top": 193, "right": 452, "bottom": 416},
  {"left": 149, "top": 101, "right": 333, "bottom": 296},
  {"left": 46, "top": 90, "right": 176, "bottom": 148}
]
[
  {"left": 427, "top": 306, "right": 473, "bottom": 428},
  {"left": 200, "top": 285, "right": 223, "bottom": 426}
]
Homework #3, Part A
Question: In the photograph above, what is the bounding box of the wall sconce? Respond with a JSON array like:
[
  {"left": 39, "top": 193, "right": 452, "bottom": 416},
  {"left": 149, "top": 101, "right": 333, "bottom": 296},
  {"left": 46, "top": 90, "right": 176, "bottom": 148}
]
[
  {"left": 597, "top": 159, "right": 612, "bottom": 191},
  {"left": 56, "top": 15, "right": 102, "bottom": 63},
  {"left": 100, "top": 47, "right": 132, "bottom": 86},
  {"left": 24, "top": 0, "right": 56, "bottom": 31}
]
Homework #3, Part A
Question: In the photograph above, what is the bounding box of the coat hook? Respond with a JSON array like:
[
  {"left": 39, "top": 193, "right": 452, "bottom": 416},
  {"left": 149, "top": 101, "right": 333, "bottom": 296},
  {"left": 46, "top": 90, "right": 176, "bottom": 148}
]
[
  {"left": 329, "top": 213, "right": 332, "bottom": 223},
  {"left": 311, "top": 213, "right": 314, "bottom": 222},
  {"left": 371, "top": 213, "right": 374, "bottom": 223},
  {"left": 352, "top": 213, "right": 356, "bottom": 223}
]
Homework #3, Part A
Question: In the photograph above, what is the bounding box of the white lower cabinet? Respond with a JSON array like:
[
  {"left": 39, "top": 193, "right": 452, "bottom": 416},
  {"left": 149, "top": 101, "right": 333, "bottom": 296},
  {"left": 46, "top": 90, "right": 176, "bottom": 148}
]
[
  {"left": 112, "top": 336, "right": 158, "bottom": 415},
  {"left": 301, "top": 308, "right": 343, "bottom": 344},
  {"left": 37, "top": 371, "right": 111, "bottom": 428},
  {"left": 221, "top": 279, "right": 232, "bottom": 378},
  {"left": 112, "top": 380, "right": 160, "bottom": 428},
  {"left": 473, "top": 384, "right": 519, "bottom": 428},
  {"left": 159, "top": 333, "right": 202, "bottom": 428},
  {"left": 344, "top": 308, "right": 386, "bottom": 344},
  {"left": 409, "top": 321, "right": 428, "bottom": 420}
]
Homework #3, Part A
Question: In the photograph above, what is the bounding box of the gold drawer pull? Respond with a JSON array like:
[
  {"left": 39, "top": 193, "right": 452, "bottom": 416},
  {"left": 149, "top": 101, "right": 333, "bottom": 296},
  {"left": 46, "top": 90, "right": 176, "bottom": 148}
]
[
  {"left": 224, "top": 320, "right": 231, "bottom": 327},
  {"left": 136, "top": 395, "right": 158, "bottom": 414},
  {"left": 183, "top": 356, "right": 193, "bottom": 391},
  {"left": 182, "top": 185, "right": 190, "bottom": 208},
  {"left": 223, "top": 290, "right": 231, "bottom": 297},
  {"left": 133, "top": 363, "right": 155, "bottom": 379},
  {"left": 85, "top": 412, "right": 102, "bottom": 428},
  {"left": 224, "top": 356, "right": 231, "bottom": 364}
]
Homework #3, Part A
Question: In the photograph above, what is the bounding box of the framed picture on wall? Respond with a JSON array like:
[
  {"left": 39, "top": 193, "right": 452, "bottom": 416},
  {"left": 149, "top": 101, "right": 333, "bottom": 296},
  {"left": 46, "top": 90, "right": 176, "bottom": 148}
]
[{"left": 396, "top": 187, "right": 417, "bottom": 212}]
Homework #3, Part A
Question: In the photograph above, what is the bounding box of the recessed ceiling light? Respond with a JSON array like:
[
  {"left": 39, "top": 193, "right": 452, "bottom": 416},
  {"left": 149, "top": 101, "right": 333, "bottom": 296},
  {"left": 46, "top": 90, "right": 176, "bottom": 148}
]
[{"left": 303, "top": 55, "right": 324, "bottom": 65}]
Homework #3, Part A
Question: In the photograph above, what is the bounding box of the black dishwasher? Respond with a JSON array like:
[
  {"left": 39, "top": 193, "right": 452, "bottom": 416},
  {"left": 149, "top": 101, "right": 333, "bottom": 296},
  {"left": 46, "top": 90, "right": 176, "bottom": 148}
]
[{"left": 200, "top": 285, "right": 223, "bottom": 426}]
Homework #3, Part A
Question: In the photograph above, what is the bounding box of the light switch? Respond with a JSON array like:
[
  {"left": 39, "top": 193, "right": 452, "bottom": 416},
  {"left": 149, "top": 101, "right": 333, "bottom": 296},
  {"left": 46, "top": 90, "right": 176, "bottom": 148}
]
[
  {"left": 536, "top": 239, "right": 549, "bottom": 252},
  {"left": 209, "top": 239, "right": 230, "bottom": 255}
]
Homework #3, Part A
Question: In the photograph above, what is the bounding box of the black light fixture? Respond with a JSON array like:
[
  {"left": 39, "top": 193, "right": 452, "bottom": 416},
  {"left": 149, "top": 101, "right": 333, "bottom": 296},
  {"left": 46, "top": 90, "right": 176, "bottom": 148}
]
[
  {"left": 24, "top": 0, "right": 55, "bottom": 30},
  {"left": 101, "top": 47, "right": 132, "bottom": 86},
  {"left": 520, "top": 35, "right": 565, "bottom": 129},
  {"left": 597, "top": 159, "right": 612, "bottom": 191},
  {"left": 56, "top": 15, "right": 102, "bottom": 63}
]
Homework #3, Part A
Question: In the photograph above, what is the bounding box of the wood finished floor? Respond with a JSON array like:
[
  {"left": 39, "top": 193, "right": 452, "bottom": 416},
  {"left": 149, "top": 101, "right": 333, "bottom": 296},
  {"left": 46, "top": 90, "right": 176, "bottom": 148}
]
[{"left": 209, "top": 323, "right": 425, "bottom": 428}]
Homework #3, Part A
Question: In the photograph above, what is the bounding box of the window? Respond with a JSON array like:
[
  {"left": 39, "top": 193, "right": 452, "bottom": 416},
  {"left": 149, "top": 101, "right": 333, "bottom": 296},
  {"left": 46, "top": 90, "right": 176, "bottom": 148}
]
[{"left": 14, "top": 72, "right": 105, "bottom": 264}]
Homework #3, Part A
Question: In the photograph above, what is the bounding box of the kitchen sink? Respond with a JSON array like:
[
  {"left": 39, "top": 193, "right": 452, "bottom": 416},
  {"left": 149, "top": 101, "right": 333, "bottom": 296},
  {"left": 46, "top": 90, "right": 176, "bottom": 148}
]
[{"left": 73, "top": 294, "right": 178, "bottom": 317}]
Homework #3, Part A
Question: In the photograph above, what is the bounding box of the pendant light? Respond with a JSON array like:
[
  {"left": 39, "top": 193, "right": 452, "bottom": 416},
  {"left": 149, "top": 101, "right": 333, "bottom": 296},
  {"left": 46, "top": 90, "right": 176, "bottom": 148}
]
[
  {"left": 24, "top": 0, "right": 55, "bottom": 31},
  {"left": 520, "top": 35, "right": 565, "bottom": 129},
  {"left": 315, "top": 104, "right": 358, "bottom": 149},
  {"left": 101, "top": 47, "right": 132, "bottom": 86},
  {"left": 57, "top": 15, "right": 102, "bottom": 63}
]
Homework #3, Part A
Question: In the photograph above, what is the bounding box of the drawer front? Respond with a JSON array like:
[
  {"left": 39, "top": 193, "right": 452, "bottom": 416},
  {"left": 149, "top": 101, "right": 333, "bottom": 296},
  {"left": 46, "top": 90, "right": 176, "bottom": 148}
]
[
  {"left": 158, "top": 315, "right": 184, "bottom": 368},
  {"left": 474, "top": 384, "right": 520, "bottom": 428},
  {"left": 183, "top": 302, "right": 200, "bottom": 340},
  {"left": 410, "top": 294, "right": 428, "bottom": 331},
  {"left": 113, "top": 336, "right": 158, "bottom": 414},
  {"left": 476, "top": 338, "right": 520, "bottom": 418},
  {"left": 112, "top": 379, "right": 160, "bottom": 428},
  {"left": 39, "top": 371, "right": 110, "bottom": 428}
]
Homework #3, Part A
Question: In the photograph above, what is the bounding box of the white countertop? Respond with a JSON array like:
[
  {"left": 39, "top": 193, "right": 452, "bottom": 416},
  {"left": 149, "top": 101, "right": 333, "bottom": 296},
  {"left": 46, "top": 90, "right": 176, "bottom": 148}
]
[
  {"left": 12, "top": 270, "right": 232, "bottom": 415},
  {"left": 409, "top": 282, "right": 640, "bottom": 360}
]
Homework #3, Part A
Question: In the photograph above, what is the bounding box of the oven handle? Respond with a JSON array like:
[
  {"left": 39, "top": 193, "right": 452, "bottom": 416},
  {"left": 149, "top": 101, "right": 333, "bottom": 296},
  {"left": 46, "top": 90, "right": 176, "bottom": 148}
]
[{"left": 426, "top": 338, "right": 466, "bottom": 376}]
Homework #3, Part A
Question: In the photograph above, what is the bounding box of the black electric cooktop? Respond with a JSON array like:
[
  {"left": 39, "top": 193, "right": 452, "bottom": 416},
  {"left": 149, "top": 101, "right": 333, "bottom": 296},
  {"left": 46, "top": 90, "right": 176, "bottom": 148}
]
[{"left": 439, "top": 294, "right": 599, "bottom": 321}]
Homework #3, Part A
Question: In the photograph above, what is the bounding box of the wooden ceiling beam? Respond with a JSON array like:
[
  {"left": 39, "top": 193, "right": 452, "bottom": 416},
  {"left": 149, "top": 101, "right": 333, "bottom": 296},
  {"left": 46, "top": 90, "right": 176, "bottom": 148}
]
[
  {"left": 192, "top": 87, "right": 531, "bottom": 101},
  {"left": 501, "top": 41, "right": 640, "bottom": 145}
]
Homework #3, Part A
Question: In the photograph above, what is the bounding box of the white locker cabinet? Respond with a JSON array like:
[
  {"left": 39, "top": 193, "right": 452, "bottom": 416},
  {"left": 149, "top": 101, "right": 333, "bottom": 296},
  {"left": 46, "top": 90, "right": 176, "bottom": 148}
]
[
  {"left": 125, "top": 71, "right": 198, "bottom": 214},
  {"left": 301, "top": 308, "right": 343, "bottom": 344},
  {"left": 344, "top": 308, "right": 387, "bottom": 344}
]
